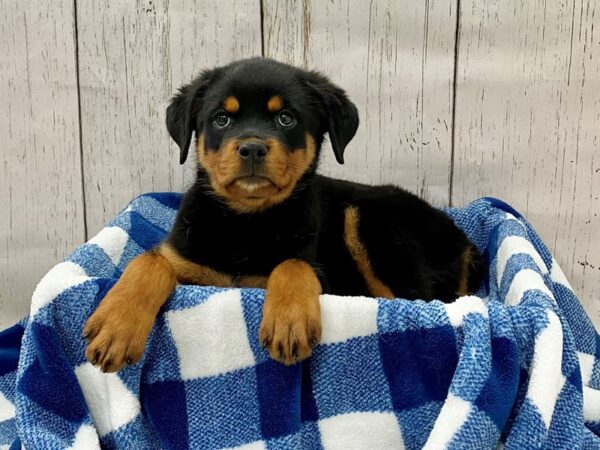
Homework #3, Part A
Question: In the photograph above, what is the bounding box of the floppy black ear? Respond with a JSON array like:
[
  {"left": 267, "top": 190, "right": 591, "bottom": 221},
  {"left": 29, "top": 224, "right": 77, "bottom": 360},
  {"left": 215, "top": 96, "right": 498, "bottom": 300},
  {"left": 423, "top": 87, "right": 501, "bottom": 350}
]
[
  {"left": 303, "top": 73, "right": 359, "bottom": 164},
  {"left": 166, "top": 70, "right": 217, "bottom": 164}
]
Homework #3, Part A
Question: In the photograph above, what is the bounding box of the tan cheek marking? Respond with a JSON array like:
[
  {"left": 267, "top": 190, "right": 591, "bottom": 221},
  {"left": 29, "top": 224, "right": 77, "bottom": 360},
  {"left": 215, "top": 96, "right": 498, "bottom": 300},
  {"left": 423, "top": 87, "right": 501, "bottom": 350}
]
[
  {"left": 344, "top": 206, "right": 394, "bottom": 299},
  {"left": 223, "top": 96, "right": 240, "bottom": 114},
  {"left": 197, "top": 136, "right": 220, "bottom": 180},
  {"left": 160, "top": 243, "right": 234, "bottom": 287},
  {"left": 218, "top": 133, "right": 318, "bottom": 214},
  {"left": 264, "top": 133, "right": 316, "bottom": 183},
  {"left": 263, "top": 138, "right": 290, "bottom": 179},
  {"left": 289, "top": 133, "right": 317, "bottom": 178},
  {"left": 228, "top": 133, "right": 317, "bottom": 214},
  {"left": 196, "top": 133, "right": 206, "bottom": 161},
  {"left": 197, "top": 136, "right": 242, "bottom": 187},
  {"left": 267, "top": 95, "right": 284, "bottom": 112}
]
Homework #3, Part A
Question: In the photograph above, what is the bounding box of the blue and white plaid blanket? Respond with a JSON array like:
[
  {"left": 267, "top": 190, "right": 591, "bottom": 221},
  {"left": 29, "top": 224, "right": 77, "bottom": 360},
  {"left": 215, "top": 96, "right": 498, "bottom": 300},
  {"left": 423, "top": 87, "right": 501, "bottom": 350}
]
[{"left": 0, "top": 193, "right": 599, "bottom": 449}]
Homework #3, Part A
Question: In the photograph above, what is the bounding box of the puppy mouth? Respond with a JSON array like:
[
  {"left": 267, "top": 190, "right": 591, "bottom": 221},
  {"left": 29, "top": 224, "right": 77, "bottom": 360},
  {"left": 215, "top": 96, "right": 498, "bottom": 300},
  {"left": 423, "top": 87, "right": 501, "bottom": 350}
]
[{"left": 229, "top": 176, "right": 278, "bottom": 198}]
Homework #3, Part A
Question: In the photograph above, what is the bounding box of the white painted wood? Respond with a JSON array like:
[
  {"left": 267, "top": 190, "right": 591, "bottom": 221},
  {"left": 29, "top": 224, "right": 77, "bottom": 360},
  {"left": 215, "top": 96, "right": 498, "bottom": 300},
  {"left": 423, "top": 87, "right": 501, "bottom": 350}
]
[
  {"left": 77, "top": 0, "right": 262, "bottom": 235},
  {"left": 0, "top": 0, "right": 85, "bottom": 328},
  {"left": 453, "top": 0, "right": 600, "bottom": 327},
  {"left": 263, "top": 0, "right": 458, "bottom": 207}
]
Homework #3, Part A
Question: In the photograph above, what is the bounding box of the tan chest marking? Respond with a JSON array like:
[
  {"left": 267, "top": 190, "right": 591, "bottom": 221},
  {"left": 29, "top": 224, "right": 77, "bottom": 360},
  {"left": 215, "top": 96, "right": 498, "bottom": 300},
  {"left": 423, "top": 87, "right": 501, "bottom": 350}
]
[
  {"left": 343, "top": 206, "right": 394, "bottom": 299},
  {"left": 160, "top": 244, "right": 267, "bottom": 289},
  {"left": 160, "top": 244, "right": 233, "bottom": 287},
  {"left": 235, "top": 275, "right": 268, "bottom": 289}
]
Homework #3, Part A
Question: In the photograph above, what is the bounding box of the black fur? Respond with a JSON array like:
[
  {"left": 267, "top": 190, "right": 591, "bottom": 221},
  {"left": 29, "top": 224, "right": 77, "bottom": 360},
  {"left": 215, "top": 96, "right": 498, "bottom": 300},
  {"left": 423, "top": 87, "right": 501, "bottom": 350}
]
[
  {"left": 165, "top": 57, "right": 484, "bottom": 302},
  {"left": 166, "top": 68, "right": 219, "bottom": 164}
]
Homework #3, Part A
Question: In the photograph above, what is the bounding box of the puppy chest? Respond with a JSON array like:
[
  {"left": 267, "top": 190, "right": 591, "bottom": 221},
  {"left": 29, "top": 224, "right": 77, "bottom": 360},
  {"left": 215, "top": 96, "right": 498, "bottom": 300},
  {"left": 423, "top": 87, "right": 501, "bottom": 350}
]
[{"left": 188, "top": 225, "right": 317, "bottom": 276}]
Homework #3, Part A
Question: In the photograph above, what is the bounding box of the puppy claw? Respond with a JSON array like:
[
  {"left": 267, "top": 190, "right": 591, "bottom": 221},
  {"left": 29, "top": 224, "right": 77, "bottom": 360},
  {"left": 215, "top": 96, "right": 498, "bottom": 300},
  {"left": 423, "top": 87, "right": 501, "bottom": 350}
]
[
  {"left": 82, "top": 325, "right": 99, "bottom": 341},
  {"left": 84, "top": 296, "right": 154, "bottom": 373},
  {"left": 259, "top": 303, "right": 321, "bottom": 365},
  {"left": 259, "top": 326, "right": 273, "bottom": 349},
  {"left": 259, "top": 336, "right": 271, "bottom": 349},
  {"left": 309, "top": 334, "right": 320, "bottom": 348}
]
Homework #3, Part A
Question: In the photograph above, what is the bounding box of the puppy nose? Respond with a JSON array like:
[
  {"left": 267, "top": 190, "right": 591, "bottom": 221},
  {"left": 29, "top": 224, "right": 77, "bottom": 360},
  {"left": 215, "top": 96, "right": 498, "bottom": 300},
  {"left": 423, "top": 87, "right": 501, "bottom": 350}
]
[{"left": 238, "top": 142, "right": 268, "bottom": 163}]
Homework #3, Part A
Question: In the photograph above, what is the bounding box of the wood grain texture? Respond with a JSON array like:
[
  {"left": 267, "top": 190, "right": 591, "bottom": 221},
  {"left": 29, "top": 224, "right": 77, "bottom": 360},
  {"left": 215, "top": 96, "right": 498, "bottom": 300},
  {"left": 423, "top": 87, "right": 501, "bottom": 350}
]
[
  {"left": 0, "top": 0, "right": 85, "bottom": 328},
  {"left": 77, "top": 0, "right": 261, "bottom": 235},
  {"left": 263, "top": 0, "right": 458, "bottom": 206},
  {"left": 2, "top": 0, "right": 598, "bottom": 330},
  {"left": 453, "top": 0, "right": 600, "bottom": 327}
]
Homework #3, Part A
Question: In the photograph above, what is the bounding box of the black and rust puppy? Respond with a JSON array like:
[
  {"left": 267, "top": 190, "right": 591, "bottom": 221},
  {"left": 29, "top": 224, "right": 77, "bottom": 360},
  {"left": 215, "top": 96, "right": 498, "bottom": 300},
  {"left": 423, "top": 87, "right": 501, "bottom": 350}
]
[{"left": 84, "top": 58, "right": 483, "bottom": 372}]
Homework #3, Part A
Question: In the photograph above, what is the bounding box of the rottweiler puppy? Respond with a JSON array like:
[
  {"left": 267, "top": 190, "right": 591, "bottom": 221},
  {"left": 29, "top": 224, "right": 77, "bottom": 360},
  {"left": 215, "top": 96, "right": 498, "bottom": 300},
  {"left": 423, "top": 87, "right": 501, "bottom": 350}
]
[{"left": 84, "top": 57, "right": 483, "bottom": 372}]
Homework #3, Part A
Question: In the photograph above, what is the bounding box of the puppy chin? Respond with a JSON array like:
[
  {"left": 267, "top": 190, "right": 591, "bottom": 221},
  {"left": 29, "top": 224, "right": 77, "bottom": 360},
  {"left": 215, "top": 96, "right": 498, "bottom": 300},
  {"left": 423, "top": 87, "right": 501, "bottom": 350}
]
[
  {"left": 235, "top": 177, "right": 271, "bottom": 193},
  {"left": 228, "top": 176, "right": 279, "bottom": 198}
]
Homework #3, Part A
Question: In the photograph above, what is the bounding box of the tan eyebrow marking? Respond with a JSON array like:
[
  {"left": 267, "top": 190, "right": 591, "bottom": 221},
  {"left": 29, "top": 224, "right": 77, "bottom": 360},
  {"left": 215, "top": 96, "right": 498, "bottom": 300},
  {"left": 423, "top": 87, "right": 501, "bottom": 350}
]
[
  {"left": 267, "top": 95, "right": 284, "bottom": 112},
  {"left": 223, "top": 96, "right": 240, "bottom": 114}
]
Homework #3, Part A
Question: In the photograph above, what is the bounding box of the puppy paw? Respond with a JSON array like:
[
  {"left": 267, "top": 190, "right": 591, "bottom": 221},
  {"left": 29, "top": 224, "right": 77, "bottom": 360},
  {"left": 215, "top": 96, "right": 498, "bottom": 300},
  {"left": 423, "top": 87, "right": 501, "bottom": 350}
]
[
  {"left": 83, "top": 250, "right": 176, "bottom": 372},
  {"left": 83, "top": 292, "right": 154, "bottom": 373},
  {"left": 259, "top": 299, "right": 321, "bottom": 365},
  {"left": 258, "top": 260, "right": 322, "bottom": 365}
]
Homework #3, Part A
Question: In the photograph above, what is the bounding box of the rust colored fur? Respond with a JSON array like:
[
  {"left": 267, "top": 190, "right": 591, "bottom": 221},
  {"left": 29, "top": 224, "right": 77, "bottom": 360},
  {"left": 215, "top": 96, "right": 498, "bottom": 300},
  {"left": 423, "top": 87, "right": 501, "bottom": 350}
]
[
  {"left": 83, "top": 250, "right": 177, "bottom": 372},
  {"left": 235, "top": 275, "right": 268, "bottom": 289},
  {"left": 84, "top": 245, "right": 272, "bottom": 371},
  {"left": 160, "top": 243, "right": 233, "bottom": 286},
  {"left": 259, "top": 259, "right": 322, "bottom": 365},
  {"left": 162, "top": 243, "right": 267, "bottom": 288},
  {"left": 198, "top": 132, "right": 317, "bottom": 213},
  {"left": 223, "top": 96, "right": 240, "bottom": 113},
  {"left": 344, "top": 206, "right": 394, "bottom": 299},
  {"left": 267, "top": 95, "right": 284, "bottom": 112}
]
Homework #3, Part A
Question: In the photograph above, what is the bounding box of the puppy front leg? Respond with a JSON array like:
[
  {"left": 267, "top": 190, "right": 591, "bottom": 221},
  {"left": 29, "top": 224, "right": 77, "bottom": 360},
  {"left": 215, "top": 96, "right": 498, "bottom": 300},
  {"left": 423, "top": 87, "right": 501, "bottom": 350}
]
[
  {"left": 259, "top": 259, "right": 322, "bottom": 365},
  {"left": 84, "top": 249, "right": 177, "bottom": 372}
]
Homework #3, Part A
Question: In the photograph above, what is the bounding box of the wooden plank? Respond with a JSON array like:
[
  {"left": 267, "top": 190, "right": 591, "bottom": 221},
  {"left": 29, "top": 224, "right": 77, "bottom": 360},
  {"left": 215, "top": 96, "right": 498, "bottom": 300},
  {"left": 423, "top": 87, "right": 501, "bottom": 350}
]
[
  {"left": 263, "top": 0, "right": 458, "bottom": 206},
  {"left": 77, "top": 0, "right": 262, "bottom": 235},
  {"left": 453, "top": 0, "right": 600, "bottom": 327},
  {"left": 0, "top": 0, "right": 85, "bottom": 328}
]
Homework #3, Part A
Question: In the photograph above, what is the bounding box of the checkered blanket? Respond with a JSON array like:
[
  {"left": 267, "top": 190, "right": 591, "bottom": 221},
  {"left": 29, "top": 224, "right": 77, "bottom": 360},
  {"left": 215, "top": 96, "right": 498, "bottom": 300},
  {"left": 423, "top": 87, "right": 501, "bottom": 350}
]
[{"left": 0, "top": 193, "right": 599, "bottom": 450}]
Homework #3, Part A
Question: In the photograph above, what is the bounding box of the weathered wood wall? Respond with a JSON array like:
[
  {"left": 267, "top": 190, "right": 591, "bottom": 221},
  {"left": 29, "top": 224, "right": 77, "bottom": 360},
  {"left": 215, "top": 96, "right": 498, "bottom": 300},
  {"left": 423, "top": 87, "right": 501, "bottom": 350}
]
[
  {"left": 453, "top": 0, "right": 600, "bottom": 326},
  {"left": 1, "top": 0, "right": 598, "bottom": 328},
  {"left": 0, "top": 0, "right": 85, "bottom": 327}
]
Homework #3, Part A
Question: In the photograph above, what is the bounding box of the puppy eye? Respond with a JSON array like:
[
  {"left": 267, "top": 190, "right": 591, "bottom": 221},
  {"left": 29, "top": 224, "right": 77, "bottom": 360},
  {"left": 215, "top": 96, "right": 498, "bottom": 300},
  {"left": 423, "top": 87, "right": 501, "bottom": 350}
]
[
  {"left": 278, "top": 110, "right": 295, "bottom": 127},
  {"left": 213, "top": 112, "right": 231, "bottom": 129}
]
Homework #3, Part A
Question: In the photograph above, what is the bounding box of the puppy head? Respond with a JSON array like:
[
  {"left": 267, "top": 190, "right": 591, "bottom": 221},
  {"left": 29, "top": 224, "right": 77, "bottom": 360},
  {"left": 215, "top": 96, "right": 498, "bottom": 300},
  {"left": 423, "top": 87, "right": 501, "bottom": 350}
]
[{"left": 166, "top": 58, "right": 359, "bottom": 213}]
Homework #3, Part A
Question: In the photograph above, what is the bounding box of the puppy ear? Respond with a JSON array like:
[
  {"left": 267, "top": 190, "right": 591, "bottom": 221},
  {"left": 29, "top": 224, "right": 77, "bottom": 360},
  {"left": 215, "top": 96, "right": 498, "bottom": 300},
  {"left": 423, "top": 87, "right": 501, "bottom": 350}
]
[
  {"left": 166, "top": 70, "right": 217, "bottom": 164},
  {"left": 303, "top": 73, "right": 359, "bottom": 164}
]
